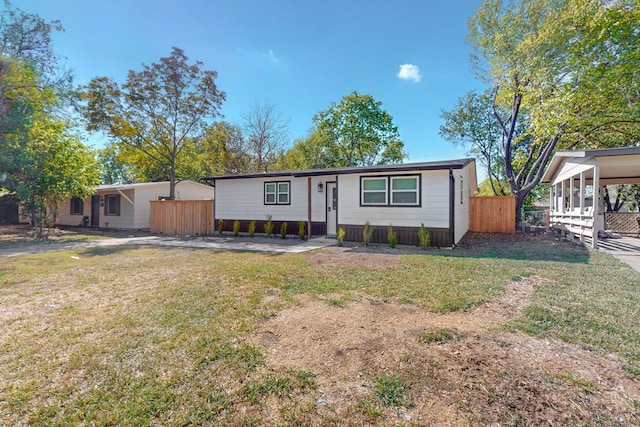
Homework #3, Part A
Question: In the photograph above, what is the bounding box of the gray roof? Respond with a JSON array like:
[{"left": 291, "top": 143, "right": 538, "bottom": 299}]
[{"left": 205, "top": 158, "right": 476, "bottom": 182}]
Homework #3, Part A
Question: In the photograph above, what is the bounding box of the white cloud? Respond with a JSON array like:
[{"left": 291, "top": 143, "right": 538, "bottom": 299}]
[
  {"left": 266, "top": 49, "right": 279, "bottom": 64},
  {"left": 397, "top": 64, "right": 421, "bottom": 83}
]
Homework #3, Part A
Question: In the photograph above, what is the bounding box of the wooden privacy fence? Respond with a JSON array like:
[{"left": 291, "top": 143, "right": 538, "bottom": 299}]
[
  {"left": 470, "top": 196, "right": 516, "bottom": 233},
  {"left": 150, "top": 200, "right": 214, "bottom": 236}
]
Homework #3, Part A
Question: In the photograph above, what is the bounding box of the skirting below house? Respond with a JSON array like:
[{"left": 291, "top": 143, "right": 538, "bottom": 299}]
[
  {"left": 217, "top": 219, "right": 326, "bottom": 237},
  {"left": 340, "top": 224, "right": 451, "bottom": 248}
]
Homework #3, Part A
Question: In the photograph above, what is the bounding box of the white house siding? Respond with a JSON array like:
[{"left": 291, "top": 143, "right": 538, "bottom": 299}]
[
  {"left": 215, "top": 176, "right": 327, "bottom": 223},
  {"left": 337, "top": 170, "right": 451, "bottom": 228},
  {"left": 454, "top": 164, "right": 472, "bottom": 244}
]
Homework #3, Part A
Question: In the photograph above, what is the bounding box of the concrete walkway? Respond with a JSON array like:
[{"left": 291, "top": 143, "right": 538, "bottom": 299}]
[
  {"left": 0, "top": 236, "right": 337, "bottom": 258},
  {"left": 595, "top": 236, "right": 640, "bottom": 273}
]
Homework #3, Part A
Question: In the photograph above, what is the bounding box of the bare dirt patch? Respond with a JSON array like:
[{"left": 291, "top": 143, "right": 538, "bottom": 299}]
[{"left": 253, "top": 275, "right": 640, "bottom": 425}]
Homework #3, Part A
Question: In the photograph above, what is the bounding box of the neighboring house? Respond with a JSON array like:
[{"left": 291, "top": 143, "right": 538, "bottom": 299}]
[
  {"left": 57, "top": 181, "right": 214, "bottom": 229},
  {"left": 206, "top": 159, "right": 477, "bottom": 247},
  {"left": 542, "top": 146, "right": 640, "bottom": 248}
]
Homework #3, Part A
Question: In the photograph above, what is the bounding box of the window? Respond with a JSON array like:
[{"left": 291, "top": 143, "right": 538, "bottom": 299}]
[
  {"left": 460, "top": 176, "right": 464, "bottom": 204},
  {"left": 391, "top": 177, "right": 418, "bottom": 205},
  {"left": 361, "top": 175, "right": 420, "bottom": 207},
  {"left": 264, "top": 181, "right": 290, "bottom": 205},
  {"left": 362, "top": 178, "right": 387, "bottom": 205},
  {"left": 70, "top": 197, "right": 84, "bottom": 215},
  {"left": 104, "top": 194, "right": 121, "bottom": 216}
]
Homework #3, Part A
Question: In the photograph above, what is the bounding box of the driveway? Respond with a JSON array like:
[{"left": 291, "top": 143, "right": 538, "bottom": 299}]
[
  {"left": 0, "top": 235, "right": 337, "bottom": 258},
  {"left": 595, "top": 235, "right": 640, "bottom": 273}
]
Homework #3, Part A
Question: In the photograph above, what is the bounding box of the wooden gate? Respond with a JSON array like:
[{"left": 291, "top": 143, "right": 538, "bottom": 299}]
[
  {"left": 150, "top": 200, "right": 214, "bottom": 236},
  {"left": 470, "top": 196, "right": 516, "bottom": 233}
]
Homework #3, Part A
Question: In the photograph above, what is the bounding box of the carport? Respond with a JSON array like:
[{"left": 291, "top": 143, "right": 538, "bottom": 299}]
[{"left": 542, "top": 147, "right": 640, "bottom": 250}]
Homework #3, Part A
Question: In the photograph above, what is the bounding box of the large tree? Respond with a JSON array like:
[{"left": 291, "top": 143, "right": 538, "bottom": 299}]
[
  {"left": 3, "top": 62, "right": 99, "bottom": 238},
  {"left": 311, "top": 91, "right": 406, "bottom": 167},
  {"left": 241, "top": 101, "right": 289, "bottom": 173},
  {"left": 441, "top": 0, "right": 640, "bottom": 221},
  {"left": 440, "top": 89, "right": 509, "bottom": 196},
  {"left": 0, "top": 3, "right": 98, "bottom": 238},
  {"left": 82, "top": 47, "right": 225, "bottom": 199}
]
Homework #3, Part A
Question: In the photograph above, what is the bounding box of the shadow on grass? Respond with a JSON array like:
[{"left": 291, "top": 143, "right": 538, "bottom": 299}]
[
  {"left": 77, "top": 244, "right": 288, "bottom": 258},
  {"left": 445, "top": 233, "right": 590, "bottom": 264}
]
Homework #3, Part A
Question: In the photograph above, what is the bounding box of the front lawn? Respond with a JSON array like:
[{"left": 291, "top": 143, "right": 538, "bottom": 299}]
[{"left": 0, "top": 234, "right": 638, "bottom": 425}]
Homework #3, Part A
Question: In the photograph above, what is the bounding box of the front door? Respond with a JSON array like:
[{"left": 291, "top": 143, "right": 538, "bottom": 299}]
[
  {"left": 326, "top": 182, "right": 337, "bottom": 236},
  {"left": 91, "top": 195, "right": 100, "bottom": 227}
]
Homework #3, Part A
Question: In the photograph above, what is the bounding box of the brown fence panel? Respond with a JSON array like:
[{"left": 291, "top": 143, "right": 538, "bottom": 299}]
[
  {"left": 470, "top": 196, "right": 516, "bottom": 233},
  {"left": 605, "top": 212, "right": 640, "bottom": 236},
  {"left": 150, "top": 200, "right": 214, "bottom": 236}
]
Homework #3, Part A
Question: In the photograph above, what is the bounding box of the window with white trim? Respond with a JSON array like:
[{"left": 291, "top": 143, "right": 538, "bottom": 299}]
[
  {"left": 361, "top": 178, "right": 387, "bottom": 205},
  {"left": 70, "top": 197, "right": 84, "bottom": 215},
  {"left": 391, "top": 177, "right": 418, "bottom": 205},
  {"left": 264, "top": 181, "right": 290, "bottom": 205},
  {"left": 361, "top": 175, "right": 420, "bottom": 207}
]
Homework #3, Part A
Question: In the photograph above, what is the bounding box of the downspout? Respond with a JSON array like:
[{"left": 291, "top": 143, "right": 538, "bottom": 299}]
[
  {"left": 307, "top": 177, "right": 312, "bottom": 239},
  {"left": 211, "top": 180, "right": 217, "bottom": 235},
  {"left": 449, "top": 169, "right": 455, "bottom": 247}
]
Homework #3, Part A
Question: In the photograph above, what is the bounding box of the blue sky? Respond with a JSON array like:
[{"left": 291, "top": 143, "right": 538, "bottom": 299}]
[{"left": 16, "top": 0, "right": 485, "bottom": 163}]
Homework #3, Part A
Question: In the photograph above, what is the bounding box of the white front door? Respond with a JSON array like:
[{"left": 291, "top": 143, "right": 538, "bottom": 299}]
[{"left": 326, "top": 182, "right": 337, "bottom": 236}]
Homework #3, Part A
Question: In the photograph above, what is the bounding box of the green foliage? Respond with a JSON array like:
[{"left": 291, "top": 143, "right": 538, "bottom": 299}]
[
  {"left": 264, "top": 216, "right": 274, "bottom": 237},
  {"left": 274, "top": 131, "right": 335, "bottom": 170},
  {"left": 193, "top": 121, "right": 250, "bottom": 177},
  {"left": 82, "top": 47, "right": 226, "bottom": 199},
  {"left": 418, "top": 328, "right": 459, "bottom": 344},
  {"left": 2, "top": 62, "right": 99, "bottom": 239},
  {"left": 217, "top": 218, "right": 224, "bottom": 235},
  {"left": 445, "top": 0, "right": 640, "bottom": 221},
  {"left": 362, "top": 221, "right": 375, "bottom": 247},
  {"left": 280, "top": 222, "right": 287, "bottom": 239},
  {"left": 297, "top": 220, "right": 306, "bottom": 240},
  {"left": 336, "top": 227, "right": 345, "bottom": 247},
  {"left": 233, "top": 220, "right": 241, "bottom": 236},
  {"left": 311, "top": 91, "right": 406, "bottom": 167},
  {"left": 248, "top": 220, "right": 256, "bottom": 237},
  {"left": 417, "top": 224, "right": 430, "bottom": 250},
  {"left": 387, "top": 224, "right": 397, "bottom": 248},
  {"left": 375, "top": 373, "right": 411, "bottom": 409}
]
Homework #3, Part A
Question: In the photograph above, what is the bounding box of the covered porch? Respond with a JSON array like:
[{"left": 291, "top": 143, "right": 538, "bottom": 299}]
[{"left": 542, "top": 147, "right": 640, "bottom": 250}]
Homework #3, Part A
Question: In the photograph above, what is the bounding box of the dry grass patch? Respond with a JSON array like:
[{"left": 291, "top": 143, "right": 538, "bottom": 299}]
[{"left": 0, "top": 232, "right": 639, "bottom": 425}]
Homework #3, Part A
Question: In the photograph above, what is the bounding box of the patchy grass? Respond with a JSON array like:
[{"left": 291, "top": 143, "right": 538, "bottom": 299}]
[
  {"left": 418, "top": 327, "right": 460, "bottom": 344},
  {"left": 503, "top": 252, "right": 640, "bottom": 373},
  {"left": 0, "top": 233, "right": 639, "bottom": 425},
  {"left": 375, "top": 373, "right": 412, "bottom": 409}
]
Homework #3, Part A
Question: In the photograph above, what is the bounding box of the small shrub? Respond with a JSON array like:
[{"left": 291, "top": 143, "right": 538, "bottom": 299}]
[
  {"left": 232, "top": 220, "right": 241, "bottom": 236},
  {"left": 362, "top": 221, "right": 375, "bottom": 246},
  {"left": 217, "top": 218, "right": 224, "bottom": 235},
  {"left": 336, "top": 227, "right": 345, "bottom": 247},
  {"left": 417, "top": 223, "right": 430, "bottom": 250},
  {"left": 280, "top": 222, "right": 288, "bottom": 239},
  {"left": 264, "top": 215, "right": 274, "bottom": 237},
  {"left": 248, "top": 220, "right": 256, "bottom": 237},
  {"left": 297, "top": 220, "right": 306, "bottom": 240},
  {"left": 387, "top": 224, "right": 397, "bottom": 248}
]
